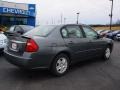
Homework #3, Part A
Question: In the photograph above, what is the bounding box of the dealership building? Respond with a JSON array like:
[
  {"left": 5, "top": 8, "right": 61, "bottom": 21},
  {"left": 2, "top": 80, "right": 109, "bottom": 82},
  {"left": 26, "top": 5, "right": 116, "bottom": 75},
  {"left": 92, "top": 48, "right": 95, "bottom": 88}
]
[{"left": 0, "top": 1, "right": 36, "bottom": 26}]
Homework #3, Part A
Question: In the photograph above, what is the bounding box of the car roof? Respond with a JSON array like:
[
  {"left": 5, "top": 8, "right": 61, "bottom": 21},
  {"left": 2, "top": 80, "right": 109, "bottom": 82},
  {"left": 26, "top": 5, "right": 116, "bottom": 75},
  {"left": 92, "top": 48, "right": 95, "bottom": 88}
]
[
  {"left": 18, "top": 25, "right": 33, "bottom": 27},
  {"left": 39, "top": 24, "right": 87, "bottom": 28},
  {"left": 54, "top": 23, "right": 85, "bottom": 25},
  {"left": 34, "top": 24, "right": 85, "bottom": 30},
  {"left": 10, "top": 25, "right": 34, "bottom": 27}
]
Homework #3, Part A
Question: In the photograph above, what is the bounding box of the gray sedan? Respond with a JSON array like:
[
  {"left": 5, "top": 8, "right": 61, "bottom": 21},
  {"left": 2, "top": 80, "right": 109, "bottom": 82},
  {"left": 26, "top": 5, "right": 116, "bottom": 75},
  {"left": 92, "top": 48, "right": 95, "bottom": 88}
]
[{"left": 4, "top": 24, "right": 113, "bottom": 76}]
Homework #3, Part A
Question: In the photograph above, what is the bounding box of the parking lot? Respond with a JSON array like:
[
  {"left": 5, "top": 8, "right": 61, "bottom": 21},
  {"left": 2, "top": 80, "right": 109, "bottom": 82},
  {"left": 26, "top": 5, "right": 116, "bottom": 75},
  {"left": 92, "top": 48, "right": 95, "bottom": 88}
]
[{"left": 0, "top": 41, "right": 120, "bottom": 90}]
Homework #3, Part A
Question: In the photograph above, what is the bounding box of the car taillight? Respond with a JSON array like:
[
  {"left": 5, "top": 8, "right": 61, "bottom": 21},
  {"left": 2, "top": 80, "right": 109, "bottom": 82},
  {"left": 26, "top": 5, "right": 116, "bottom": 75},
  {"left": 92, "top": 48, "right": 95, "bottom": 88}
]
[{"left": 25, "top": 39, "right": 39, "bottom": 52}]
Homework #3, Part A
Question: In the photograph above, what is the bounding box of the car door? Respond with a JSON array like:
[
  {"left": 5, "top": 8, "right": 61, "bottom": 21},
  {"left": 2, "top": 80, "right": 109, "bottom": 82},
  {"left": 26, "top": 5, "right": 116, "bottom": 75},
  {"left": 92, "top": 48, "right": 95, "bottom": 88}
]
[
  {"left": 61, "top": 25, "right": 91, "bottom": 62},
  {"left": 82, "top": 25, "right": 106, "bottom": 57}
]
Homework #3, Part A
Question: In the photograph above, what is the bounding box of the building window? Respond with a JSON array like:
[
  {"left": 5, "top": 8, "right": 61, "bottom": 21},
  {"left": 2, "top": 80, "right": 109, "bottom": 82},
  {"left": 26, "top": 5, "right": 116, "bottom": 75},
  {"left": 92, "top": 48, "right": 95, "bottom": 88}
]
[{"left": 15, "top": 17, "right": 27, "bottom": 25}]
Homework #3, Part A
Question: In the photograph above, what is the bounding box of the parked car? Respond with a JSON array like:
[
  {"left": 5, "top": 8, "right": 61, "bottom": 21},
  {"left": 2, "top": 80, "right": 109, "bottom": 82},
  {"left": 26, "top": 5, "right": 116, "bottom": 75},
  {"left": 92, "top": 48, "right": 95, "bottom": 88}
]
[
  {"left": 116, "top": 34, "right": 120, "bottom": 41},
  {"left": 99, "top": 30, "right": 110, "bottom": 37},
  {"left": 106, "top": 30, "right": 120, "bottom": 40},
  {"left": 4, "top": 24, "right": 113, "bottom": 76},
  {"left": 4, "top": 25, "right": 34, "bottom": 38},
  {"left": 96, "top": 30, "right": 105, "bottom": 34},
  {"left": 0, "top": 32, "right": 7, "bottom": 54}
]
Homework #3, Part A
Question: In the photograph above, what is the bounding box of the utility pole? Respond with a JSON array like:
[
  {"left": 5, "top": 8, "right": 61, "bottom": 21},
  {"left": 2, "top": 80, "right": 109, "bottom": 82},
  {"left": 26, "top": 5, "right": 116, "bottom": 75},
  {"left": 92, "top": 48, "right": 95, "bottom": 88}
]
[
  {"left": 109, "top": 0, "right": 114, "bottom": 30},
  {"left": 76, "top": 12, "right": 80, "bottom": 24},
  {"left": 61, "top": 14, "right": 63, "bottom": 24}
]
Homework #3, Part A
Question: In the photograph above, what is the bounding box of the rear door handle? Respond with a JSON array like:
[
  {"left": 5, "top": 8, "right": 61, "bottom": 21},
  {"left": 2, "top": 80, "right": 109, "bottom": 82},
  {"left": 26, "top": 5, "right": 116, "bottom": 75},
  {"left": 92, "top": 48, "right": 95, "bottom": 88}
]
[
  {"left": 89, "top": 40, "right": 92, "bottom": 42},
  {"left": 68, "top": 41, "right": 74, "bottom": 44}
]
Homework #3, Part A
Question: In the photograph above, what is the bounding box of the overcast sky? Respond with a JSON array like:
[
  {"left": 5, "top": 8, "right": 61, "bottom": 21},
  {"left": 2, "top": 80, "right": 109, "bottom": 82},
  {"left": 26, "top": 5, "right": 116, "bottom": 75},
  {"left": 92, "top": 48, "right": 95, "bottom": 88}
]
[{"left": 2, "top": 0, "right": 120, "bottom": 25}]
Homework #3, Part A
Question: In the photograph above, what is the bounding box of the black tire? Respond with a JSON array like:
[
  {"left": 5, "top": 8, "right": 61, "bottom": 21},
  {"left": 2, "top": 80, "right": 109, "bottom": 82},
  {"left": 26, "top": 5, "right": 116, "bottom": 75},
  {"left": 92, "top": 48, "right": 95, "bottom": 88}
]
[
  {"left": 103, "top": 46, "right": 111, "bottom": 60},
  {"left": 113, "top": 36, "right": 117, "bottom": 41},
  {"left": 0, "top": 51, "right": 4, "bottom": 56},
  {"left": 50, "top": 54, "right": 70, "bottom": 76}
]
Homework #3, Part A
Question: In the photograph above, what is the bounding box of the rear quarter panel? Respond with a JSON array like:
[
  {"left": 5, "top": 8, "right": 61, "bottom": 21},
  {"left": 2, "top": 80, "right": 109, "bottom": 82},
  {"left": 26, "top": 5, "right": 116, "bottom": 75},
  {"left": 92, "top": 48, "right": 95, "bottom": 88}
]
[{"left": 30, "top": 26, "right": 73, "bottom": 67}]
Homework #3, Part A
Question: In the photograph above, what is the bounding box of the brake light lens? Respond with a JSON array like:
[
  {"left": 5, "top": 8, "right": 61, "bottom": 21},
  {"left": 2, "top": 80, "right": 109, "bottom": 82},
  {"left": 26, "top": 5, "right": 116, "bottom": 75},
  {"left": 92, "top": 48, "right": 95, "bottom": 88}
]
[{"left": 25, "top": 39, "right": 39, "bottom": 52}]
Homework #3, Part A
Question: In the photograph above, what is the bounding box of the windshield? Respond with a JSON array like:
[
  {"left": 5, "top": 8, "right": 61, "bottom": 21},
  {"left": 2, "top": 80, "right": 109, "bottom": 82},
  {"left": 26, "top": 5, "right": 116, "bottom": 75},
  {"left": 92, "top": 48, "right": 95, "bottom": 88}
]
[
  {"left": 24, "top": 25, "right": 57, "bottom": 37},
  {"left": 21, "top": 26, "right": 34, "bottom": 33}
]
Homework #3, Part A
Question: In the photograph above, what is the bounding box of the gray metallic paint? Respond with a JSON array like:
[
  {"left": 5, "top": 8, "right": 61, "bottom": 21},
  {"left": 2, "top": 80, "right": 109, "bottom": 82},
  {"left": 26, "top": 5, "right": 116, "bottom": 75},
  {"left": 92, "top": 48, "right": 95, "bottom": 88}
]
[{"left": 4, "top": 24, "right": 114, "bottom": 69}]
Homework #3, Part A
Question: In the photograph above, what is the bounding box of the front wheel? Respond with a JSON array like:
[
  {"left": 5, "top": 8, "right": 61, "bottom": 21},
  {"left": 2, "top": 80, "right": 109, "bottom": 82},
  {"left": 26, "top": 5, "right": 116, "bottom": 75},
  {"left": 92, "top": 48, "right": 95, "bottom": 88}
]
[
  {"left": 103, "top": 47, "right": 111, "bottom": 60},
  {"left": 50, "top": 54, "right": 69, "bottom": 76}
]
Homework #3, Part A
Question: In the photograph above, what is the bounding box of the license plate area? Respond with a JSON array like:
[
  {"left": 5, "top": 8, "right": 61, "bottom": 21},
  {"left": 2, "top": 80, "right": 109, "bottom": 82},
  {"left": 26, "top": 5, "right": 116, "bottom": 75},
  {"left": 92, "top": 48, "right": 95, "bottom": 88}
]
[
  {"left": 8, "top": 39, "right": 26, "bottom": 53},
  {"left": 12, "top": 43, "right": 17, "bottom": 50},
  {"left": 10, "top": 42, "right": 19, "bottom": 52}
]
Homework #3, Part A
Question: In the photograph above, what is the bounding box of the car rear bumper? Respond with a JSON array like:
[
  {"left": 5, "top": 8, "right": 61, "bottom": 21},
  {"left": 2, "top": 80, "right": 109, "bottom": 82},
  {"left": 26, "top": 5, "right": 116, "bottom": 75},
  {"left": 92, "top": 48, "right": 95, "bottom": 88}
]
[{"left": 4, "top": 50, "right": 49, "bottom": 69}]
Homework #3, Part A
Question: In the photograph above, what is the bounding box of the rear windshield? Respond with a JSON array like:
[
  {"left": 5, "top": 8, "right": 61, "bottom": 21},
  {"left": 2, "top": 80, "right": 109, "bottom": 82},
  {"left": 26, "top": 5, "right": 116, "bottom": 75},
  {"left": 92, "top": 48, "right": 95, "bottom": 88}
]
[{"left": 24, "top": 25, "right": 56, "bottom": 37}]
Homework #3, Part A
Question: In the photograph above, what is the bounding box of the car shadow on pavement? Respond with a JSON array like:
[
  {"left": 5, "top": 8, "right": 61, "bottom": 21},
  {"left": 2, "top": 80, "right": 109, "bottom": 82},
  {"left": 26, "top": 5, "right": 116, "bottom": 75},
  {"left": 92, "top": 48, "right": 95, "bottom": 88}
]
[
  {"left": 7, "top": 57, "right": 110, "bottom": 81},
  {"left": 69, "top": 58, "right": 109, "bottom": 72}
]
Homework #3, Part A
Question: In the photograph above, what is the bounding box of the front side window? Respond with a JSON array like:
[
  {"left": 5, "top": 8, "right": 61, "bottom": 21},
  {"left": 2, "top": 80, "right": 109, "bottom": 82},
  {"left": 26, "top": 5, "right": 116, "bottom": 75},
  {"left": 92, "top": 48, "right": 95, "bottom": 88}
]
[
  {"left": 83, "top": 26, "right": 98, "bottom": 39},
  {"left": 61, "top": 26, "right": 83, "bottom": 38}
]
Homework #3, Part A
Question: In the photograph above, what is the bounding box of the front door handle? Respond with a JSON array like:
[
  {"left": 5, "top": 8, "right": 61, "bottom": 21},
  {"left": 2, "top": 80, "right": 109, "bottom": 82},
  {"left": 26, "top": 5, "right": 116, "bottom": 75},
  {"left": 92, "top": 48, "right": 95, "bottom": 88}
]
[{"left": 51, "top": 43, "right": 57, "bottom": 47}]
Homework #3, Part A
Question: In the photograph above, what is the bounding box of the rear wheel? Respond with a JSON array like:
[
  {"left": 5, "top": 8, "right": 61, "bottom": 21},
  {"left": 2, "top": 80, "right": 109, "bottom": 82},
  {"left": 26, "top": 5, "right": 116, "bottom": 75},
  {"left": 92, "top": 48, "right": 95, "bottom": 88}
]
[
  {"left": 50, "top": 54, "right": 69, "bottom": 76},
  {"left": 103, "top": 47, "right": 111, "bottom": 60}
]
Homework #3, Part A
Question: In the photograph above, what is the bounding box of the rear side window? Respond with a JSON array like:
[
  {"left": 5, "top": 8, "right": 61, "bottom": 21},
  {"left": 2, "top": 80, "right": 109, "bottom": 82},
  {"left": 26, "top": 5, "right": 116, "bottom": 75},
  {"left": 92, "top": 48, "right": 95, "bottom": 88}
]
[
  {"left": 61, "top": 26, "right": 83, "bottom": 38},
  {"left": 24, "top": 25, "right": 56, "bottom": 37},
  {"left": 61, "top": 29, "right": 68, "bottom": 38}
]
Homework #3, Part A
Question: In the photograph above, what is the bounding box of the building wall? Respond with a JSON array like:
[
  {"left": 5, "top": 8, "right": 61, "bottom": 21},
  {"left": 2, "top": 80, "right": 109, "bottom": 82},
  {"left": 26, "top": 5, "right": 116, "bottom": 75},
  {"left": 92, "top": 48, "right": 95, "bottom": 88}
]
[
  {"left": 0, "top": 1, "right": 36, "bottom": 26},
  {"left": 0, "top": 1, "right": 28, "bottom": 10}
]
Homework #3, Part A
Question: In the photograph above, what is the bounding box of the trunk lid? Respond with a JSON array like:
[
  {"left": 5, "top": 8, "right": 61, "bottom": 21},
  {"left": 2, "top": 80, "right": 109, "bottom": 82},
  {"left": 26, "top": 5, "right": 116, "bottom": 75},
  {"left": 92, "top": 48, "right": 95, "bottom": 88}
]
[
  {"left": 4, "top": 31, "right": 21, "bottom": 39},
  {"left": 7, "top": 36, "right": 29, "bottom": 56}
]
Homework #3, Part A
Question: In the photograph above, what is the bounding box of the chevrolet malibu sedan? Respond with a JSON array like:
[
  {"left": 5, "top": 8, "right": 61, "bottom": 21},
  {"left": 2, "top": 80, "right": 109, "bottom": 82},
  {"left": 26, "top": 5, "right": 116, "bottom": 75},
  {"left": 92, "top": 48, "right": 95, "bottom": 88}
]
[{"left": 4, "top": 24, "right": 113, "bottom": 76}]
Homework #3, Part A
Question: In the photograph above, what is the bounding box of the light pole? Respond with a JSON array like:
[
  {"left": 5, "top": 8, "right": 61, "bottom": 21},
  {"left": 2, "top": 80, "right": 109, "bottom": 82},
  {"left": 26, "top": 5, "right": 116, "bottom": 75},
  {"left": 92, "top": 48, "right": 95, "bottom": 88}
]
[
  {"left": 61, "top": 14, "right": 63, "bottom": 24},
  {"left": 76, "top": 12, "right": 80, "bottom": 24},
  {"left": 109, "top": 0, "right": 114, "bottom": 30},
  {"left": 64, "top": 18, "right": 66, "bottom": 24}
]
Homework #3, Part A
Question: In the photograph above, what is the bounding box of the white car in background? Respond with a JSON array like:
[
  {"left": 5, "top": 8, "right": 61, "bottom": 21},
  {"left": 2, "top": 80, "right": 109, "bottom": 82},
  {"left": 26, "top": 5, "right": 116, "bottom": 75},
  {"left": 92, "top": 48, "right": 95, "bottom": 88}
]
[
  {"left": 116, "top": 34, "right": 120, "bottom": 41},
  {"left": 0, "top": 32, "right": 7, "bottom": 54},
  {"left": 96, "top": 30, "right": 105, "bottom": 34}
]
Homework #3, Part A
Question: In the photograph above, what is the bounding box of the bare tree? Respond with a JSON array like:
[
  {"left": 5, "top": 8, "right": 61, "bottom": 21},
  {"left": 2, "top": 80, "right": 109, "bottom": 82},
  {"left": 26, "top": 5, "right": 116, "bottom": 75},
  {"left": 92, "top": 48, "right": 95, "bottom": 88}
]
[{"left": 116, "top": 19, "right": 120, "bottom": 25}]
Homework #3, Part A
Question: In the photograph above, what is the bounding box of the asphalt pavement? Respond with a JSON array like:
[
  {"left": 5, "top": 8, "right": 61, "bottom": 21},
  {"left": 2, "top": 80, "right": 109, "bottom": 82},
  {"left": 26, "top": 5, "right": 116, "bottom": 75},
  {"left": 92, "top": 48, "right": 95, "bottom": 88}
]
[{"left": 0, "top": 42, "right": 120, "bottom": 90}]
